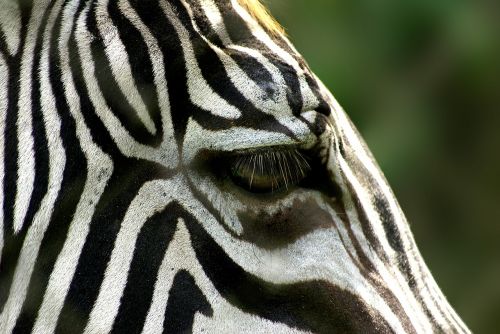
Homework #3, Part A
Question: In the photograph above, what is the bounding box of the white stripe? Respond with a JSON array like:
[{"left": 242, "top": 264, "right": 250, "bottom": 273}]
[
  {"left": 0, "top": 1, "right": 66, "bottom": 330},
  {"left": 179, "top": 168, "right": 407, "bottom": 332},
  {"left": 230, "top": 0, "right": 302, "bottom": 74},
  {"left": 74, "top": 4, "right": 177, "bottom": 168},
  {"left": 323, "top": 111, "right": 431, "bottom": 331},
  {"left": 182, "top": 0, "right": 296, "bottom": 118},
  {"left": 0, "top": 54, "right": 8, "bottom": 260},
  {"left": 159, "top": 0, "right": 241, "bottom": 120},
  {"left": 198, "top": 0, "right": 232, "bottom": 45},
  {"left": 229, "top": 0, "right": 320, "bottom": 115},
  {"left": 32, "top": 2, "right": 114, "bottom": 332},
  {"left": 141, "top": 219, "right": 194, "bottom": 334},
  {"left": 84, "top": 177, "right": 187, "bottom": 334},
  {"left": 333, "top": 102, "right": 451, "bottom": 328},
  {"left": 95, "top": 0, "right": 157, "bottom": 135},
  {"left": 194, "top": 0, "right": 320, "bottom": 116},
  {"left": 335, "top": 152, "right": 434, "bottom": 332},
  {"left": 0, "top": 0, "right": 22, "bottom": 56},
  {"left": 181, "top": 117, "right": 316, "bottom": 163},
  {"left": 143, "top": 218, "right": 308, "bottom": 334},
  {"left": 13, "top": 1, "right": 52, "bottom": 234},
  {"left": 320, "top": 81, "right": 461, "bottom": 330},
  {"left": 195, "top": 0, "right": 320, "bottom": 119},
  {"left": 118, "top": 0, "right": 178, "bottom": 166}
]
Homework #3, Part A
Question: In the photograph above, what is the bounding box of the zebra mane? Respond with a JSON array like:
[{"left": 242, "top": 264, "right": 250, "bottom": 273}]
[{"left": 237, "top": 0, "right": 285, "bottom": 36}]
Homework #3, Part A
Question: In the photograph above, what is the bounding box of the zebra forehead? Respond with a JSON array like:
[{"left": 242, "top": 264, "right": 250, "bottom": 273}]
[{"left": 236, "top": 0, "right": 285, "bottom": 36}]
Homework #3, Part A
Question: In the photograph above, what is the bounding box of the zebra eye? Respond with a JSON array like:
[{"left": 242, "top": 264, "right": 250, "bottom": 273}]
[{"left": 228, "top": 149, "right": 311, "bottom": 193}]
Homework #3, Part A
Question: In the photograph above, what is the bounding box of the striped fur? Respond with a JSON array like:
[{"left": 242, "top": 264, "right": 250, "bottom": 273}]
[{"left": 0, "top": 0, "right": 470, "bottom": 333}]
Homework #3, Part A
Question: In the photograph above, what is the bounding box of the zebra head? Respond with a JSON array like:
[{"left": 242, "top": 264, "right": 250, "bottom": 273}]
[{"left": 0, "top": 0, "right": 470, "bottom": 333}]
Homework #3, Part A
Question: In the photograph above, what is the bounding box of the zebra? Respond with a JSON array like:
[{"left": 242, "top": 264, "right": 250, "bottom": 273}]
[{"left": 0, "top": 0, "right": 470, "bottom": 332}]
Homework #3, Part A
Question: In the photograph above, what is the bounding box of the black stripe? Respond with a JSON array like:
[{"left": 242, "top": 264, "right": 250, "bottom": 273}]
[
  {"left": 184, "top": 0, "right": 279, "bottom": 102},
  {"left": 129, "top": 0, "right": 193, "bottom": 148},
  {"left": 274, "top": 57, "right": 303, "bottom": 115},
  {"left": 330, "top": 177, "right": 418, "bottom": 333},
  {"left": 2, "top": 37, "right": 20, "bottom": 235},
  {"left": 343, "top": 138, "right": 423, "bottom": 301},
  {"left": 183, "top": 0, "right": 225, "bottom": 47},
  {"left": 0, "top": 229, "right": 26, "bottom": 314},
  {"left": 130, "top": 0, "right": 231, "bottom": 148},
  {"left": 56, "top": 163, "right": 174, "bottom": 333},
  {"left": 0, "top": 0, "right": 34, "bottom": 314},
  {"left": 55, "top": 3, "right": 175, "bottom": 330},
  {"left": 219, "top": 0, "right": 254, "bottom": 45},
  {"left": 170, "top": 0, "right": 297, "bottom": 137},
  {"left": 13, "top": 1, "right": 89, "bottom": 332},
  {"left": 163, "top": 202, "right": 395, "bottom": 334},
  {"left": 374, "top": 193, "right": 443, "bottom": 322},
  {"left": 18, "top": 0, "right": 52, "bottom": 244},
  {"left": 163, "top": 270, "right": 213, "bottom": 333},
  {"left": 304, "top": 72, "right": 332, "bottom": 116},
  {"left": 0, "top": 29, "right": 9, "bottom": 57},
  {"left": 217, "top": 2, "right": 307, "bottom": 115},
  {"left": 111, "top": 203, "right": 179, "bottom": 334},
  {"left": 84, "top": 1, "right": 159, "bottom": 146},
  {"left": 339, "top": 147, "right": 436, "bottom": 330},
  {"left": 342, "top": 172, "right": 391, "bottom": 265},
  {"left": 229, "top": 51, "right": 278, "bottom": 101},
  {"left": 131, "top": 0, "right": 296, "bottom": 150},
  {"left": 107, "top": 0, "right": 163, "bottom": 147},
  {"left": 0, "top": 42, "right": 21, "bottom": 316}
]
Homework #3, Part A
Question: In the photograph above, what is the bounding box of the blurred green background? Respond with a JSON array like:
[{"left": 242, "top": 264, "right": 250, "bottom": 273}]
[{"left": 266, "top": 0, "right": 500, "bottom": 332}]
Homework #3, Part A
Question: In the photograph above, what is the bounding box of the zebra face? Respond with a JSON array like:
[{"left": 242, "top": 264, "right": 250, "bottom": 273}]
[{"left": 0, "top": 0, "right": 470, "bottom": 333}]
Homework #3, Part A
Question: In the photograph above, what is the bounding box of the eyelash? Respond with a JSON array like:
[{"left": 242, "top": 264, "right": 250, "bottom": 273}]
[{"left": 228, "top": 148, "right": 311, "bottom": 193}]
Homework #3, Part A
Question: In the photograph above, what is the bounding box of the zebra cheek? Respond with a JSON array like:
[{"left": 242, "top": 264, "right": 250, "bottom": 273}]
[{"left": 236, "top": 197, "right": 334, "bottom": 250}]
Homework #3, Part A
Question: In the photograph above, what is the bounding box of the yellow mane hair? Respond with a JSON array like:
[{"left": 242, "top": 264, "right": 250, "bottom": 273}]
[{"left": 237, "top": 0, "right": 285, "bottom": 36}]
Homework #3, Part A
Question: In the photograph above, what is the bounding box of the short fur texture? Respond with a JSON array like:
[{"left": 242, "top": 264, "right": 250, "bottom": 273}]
[{"left": 0, "top": 0, "right": 469, "bottom": 333}]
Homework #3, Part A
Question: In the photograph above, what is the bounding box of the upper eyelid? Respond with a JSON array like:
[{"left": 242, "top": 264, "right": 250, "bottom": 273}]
[
  {"left": 217, "top": 128, "right": 320, "bottom": 155},
  {"left": 189, "top": 129, "right": 321, "bottom": 167},
  {"left": 182, "top": 114, "right": 322, "bottom": 162},
  {"left": 226, "top": 143, "right": 307, "bottom": 156}
]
